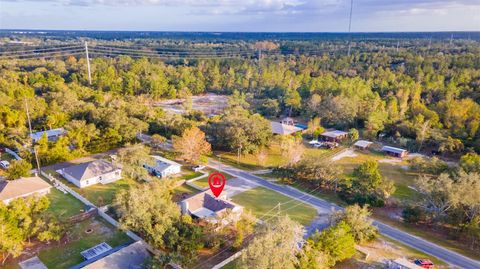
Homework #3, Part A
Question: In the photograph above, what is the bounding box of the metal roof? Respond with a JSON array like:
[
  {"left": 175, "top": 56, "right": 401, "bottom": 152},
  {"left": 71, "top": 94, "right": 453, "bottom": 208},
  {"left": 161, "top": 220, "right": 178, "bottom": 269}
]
[
  {"left": 321, "top": 130, "right": 348, "bottom": 138},
  {"left": 30, "top": 128, "right": 66, "bottom": 142},
  {"left": 150, "top": 155, "right": 181, "bottom": 173},
  {"left": 381, "top": 146, "right": 407, "bottom": 154},
  {"left": 354, "top": 140, "right": 373, "bottom": 148}
]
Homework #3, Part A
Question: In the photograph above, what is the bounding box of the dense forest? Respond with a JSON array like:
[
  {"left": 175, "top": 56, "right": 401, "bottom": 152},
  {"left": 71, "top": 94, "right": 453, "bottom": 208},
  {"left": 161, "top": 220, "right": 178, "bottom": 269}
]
[{"left": 1, "top": 37, "right": 479, "bottom": 163}]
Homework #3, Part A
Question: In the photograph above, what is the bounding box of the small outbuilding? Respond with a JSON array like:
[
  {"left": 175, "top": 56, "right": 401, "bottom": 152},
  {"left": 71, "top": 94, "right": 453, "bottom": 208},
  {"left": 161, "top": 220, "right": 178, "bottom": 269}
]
[
  {"left": 58, "top": 160, "right": 122, "bottom": 188},
  {"left": 0, "top": 176, "right": 52, "bottom": 205},
  {"left": 354, "top": 140, "right": 373, "bottom": 150},
  {"left": 144, "top": 155, "right": 182, "bottom": 178},
  {"left": 382, "top": 146, "right": 408, "bottom": 158},
  {"left": 320, "top": 130, "right": 348, "bottom": 142}
]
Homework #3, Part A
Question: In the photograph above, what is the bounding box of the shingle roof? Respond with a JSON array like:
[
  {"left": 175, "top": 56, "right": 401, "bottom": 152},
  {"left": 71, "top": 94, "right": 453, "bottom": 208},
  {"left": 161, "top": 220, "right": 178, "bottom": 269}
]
[
  {"left": 271, "top": 121, "right": 303, "bottom": 135},
  {"left": 83, "top": 241, "right": 150, "bottom": 269},
  {"left": 381, "top": 146, "right": 407, "bottom": 154},
  {"left": 62, "top": 160, "right": 119, "bottom": 182},
  {"left": 0, "top": 176, "right": 51, "bottom": 202},
  {"left": 184, "top": 191, "right": 239, "bottom": 214}
]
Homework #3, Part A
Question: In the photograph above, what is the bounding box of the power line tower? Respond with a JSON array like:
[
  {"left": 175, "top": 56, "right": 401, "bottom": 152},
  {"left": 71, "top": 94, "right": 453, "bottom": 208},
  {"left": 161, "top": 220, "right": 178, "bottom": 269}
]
[{"left": 84, "top": 41, "right": 92, "bottom": 85}]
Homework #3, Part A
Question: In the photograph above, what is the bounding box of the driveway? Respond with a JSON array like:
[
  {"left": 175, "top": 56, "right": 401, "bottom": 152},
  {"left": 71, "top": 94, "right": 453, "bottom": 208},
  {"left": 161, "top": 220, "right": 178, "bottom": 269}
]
[{"left": 207, "top": 159, "right": 480, "bottom": 269}]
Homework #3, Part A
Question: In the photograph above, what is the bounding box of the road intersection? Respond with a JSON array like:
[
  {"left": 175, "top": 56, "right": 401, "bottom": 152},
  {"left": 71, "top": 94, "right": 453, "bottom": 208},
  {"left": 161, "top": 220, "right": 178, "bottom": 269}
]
[{"left": 208, "top": 159, "right": 480, "bottom": 269}]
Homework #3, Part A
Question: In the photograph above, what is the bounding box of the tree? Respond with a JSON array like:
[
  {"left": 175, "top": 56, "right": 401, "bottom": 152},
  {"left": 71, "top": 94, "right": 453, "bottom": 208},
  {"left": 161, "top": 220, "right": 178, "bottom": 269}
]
[
  {"left": 281, "top": 138, "right": 305, "bottom": 166},
  {"left": 116, "top": 144, "right": 152, "bottom": 181},
  {"left": 348, "top": 128, "right": 359, "bottom": 141},
  {"left": 114, "top": 180, "right": 180, "bottom": 248},
  {"left": 65, "top": 120, "right": 98, "bottom": 152},
  {"left": 284, "top": 89, "right": 301, "bottom": 116},
  {"left": 415, "top": 174, "right": 461, "bottom": 221},
  {"left": 233, "top": 211, "right": 256, "bottom": 249},
  {"left": 352, "top": 160, "right": 382, "bottom": 193},
  {"left": 297, "top": 242, "right": 331, "bottom": 269},
  {"left": 172, "top": 127, "right": 211, "bottom": 164},
  {"left": 5, "top": 160, "right": 32, "bottom": 180},
  {"left": 256, "top": 147, "right": 268, "bottom": 167},
  {"left": 460, "top": 153, "right": 480, "bottom": 173},
  {"left": 310, "top": 221, "right": 355, "bottom": 266},
  {"left": 336, "top": 204, "right": 378, "bottom": 243},
  {"left": 150, "top": 134, "right": 167, "bottom": 149},
  {"left": 239, "top": 215, "right": 304, "bottom": 269}
]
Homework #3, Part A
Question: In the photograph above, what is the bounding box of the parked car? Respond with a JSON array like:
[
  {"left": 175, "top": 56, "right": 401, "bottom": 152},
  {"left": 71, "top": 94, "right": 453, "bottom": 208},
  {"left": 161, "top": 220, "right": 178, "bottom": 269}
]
[
  {"left": 414, "top": 259, "right": 434, "bottom": 269},
  {"left": 0, "top": 160, "right": 10, "bottom": 169},
  {"left": 193, "top": 165, "right": 205, "bottom": 172}
]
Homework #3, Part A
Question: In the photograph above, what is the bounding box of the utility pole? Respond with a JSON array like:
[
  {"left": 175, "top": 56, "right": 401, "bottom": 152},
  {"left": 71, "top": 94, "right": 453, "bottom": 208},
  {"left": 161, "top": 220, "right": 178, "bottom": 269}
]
[
  {"left": 450, "top": 34, "right": 454, "bottom": 46},
  {"left": 84, "top": 41, "right": 92, "bottom": 85},
  {"left": 347, "top": 0, "right": 354, "bottom": 57},
  {"left": 25, "top": 97, "right": 41, "bottom": 175},
  {"left": 396, "top": 41, "right": 400, "bottom": 53}
]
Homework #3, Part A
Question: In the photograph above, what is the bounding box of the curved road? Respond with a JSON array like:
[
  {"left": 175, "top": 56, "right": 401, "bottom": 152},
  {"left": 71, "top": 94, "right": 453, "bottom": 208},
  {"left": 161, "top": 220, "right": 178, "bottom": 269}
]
[{"left": 208, "top": 159, "right": 480, "bottom": 269}]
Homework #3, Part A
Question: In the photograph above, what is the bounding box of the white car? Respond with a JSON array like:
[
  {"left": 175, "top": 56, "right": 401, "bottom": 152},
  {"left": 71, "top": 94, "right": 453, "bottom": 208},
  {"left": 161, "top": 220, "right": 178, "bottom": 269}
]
[
  {"left": 193, "top": 165, "right": 205, "bottom": 172},
  {"left": 0, "top": 160, "right": 10, "bottom": 169}
]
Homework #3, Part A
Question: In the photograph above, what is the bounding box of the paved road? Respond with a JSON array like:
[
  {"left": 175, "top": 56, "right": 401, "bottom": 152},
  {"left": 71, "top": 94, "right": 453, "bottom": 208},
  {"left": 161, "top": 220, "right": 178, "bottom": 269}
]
[{"left": 208, "top": 159, "right": 480, "bottom": 269}]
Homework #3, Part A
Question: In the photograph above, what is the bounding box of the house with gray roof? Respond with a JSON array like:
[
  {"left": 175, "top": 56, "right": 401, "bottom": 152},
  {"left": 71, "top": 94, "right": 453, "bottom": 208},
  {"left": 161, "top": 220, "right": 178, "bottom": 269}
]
[
  {"left": 58, "top": 160, "right": 121, "bottom": 188},
  {"left": 320, "top": 130, "right": 348, "bottom": 142},
  {"left": 181, "top": 191, "right": 243, "bottom": 224}
]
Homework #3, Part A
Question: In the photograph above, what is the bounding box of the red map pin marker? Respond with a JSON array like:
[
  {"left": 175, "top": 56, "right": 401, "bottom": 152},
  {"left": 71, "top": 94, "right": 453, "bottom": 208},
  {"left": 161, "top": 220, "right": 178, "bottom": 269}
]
[{"left": 208, "top": 172, "right": 226, "bottom": 198}]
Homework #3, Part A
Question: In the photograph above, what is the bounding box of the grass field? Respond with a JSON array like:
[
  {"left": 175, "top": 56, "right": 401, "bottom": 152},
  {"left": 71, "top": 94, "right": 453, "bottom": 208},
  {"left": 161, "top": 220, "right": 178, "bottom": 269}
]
[
  {"left": 335, "top": 152, "right": 419, "bottom": 201},
  {"left": 38, "top": 217, "right": 132, "bottom": 269},
  {"left": 231, "top": 186, "right": 317, "bottom": 226},
  {"left": 46, "top": 188, "right": 86, "bottom": 221},
  {"left": 190, "top": 168, "right": 234, "bottom": 189}
]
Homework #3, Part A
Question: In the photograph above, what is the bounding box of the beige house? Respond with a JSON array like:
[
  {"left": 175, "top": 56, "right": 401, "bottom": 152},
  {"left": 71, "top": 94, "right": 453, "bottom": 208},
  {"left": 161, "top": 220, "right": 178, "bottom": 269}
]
[
  {"left": 181, "top": 191, "right": 243, "bottom": 224},
  {"left": 0, "top": 176, "right": 52, "bottom": 204},
  {"left": 58, "top": 160, "right": 121, "bottom": 188}
]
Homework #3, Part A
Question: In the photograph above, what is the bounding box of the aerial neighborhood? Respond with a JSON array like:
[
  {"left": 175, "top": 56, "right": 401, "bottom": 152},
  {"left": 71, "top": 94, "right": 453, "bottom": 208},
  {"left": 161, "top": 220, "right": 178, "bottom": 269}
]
[{"left": 0, "top": 22, "right": 479, "bottom": 269}]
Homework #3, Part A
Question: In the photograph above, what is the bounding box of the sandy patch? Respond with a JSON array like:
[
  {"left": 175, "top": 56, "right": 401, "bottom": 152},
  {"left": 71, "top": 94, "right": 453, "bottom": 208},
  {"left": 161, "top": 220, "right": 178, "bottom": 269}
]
[{"left": 332, "top": 149, "right": 358, "bottom": 161}]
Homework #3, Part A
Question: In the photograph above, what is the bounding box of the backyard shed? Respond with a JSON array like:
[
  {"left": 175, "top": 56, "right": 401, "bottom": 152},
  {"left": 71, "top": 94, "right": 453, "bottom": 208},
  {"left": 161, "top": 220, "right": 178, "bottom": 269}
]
[
  {"left": 354, "top": 140, "right": 373, "bottom": 150},
  {"left": 144, "top": 155, "right": 182, "bottom": 178}
]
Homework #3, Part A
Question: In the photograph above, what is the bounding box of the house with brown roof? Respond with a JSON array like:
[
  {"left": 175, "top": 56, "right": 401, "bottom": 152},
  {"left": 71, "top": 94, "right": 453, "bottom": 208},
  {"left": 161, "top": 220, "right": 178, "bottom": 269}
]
[
  {"left": 0, "top": 176, "right": 52, "bottom": 205},
  {"left": 181, "top": 191, "right": 243, "bottom": 224},
  {"left": 58, "top": 160, "right": 121, "bottom": 188}
]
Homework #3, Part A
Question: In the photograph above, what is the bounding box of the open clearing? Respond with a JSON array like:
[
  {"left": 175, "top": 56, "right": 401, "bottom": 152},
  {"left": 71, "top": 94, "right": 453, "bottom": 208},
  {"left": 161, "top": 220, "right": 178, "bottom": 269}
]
[{"left": 231, "top": 186, "right": 318, "bottom": 226}]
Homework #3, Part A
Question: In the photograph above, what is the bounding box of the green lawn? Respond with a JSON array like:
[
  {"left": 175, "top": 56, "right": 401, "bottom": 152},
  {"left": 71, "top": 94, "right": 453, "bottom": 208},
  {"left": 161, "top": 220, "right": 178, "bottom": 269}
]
[
  {"left": 335, "top": 152, "right": 419, "bottom": 201},
  {"left": 231, "top": 187, "right": 317, "bottom": 226},
  {"left": 178, "top": 169, "right": 204, "bottom": 181},
  {"left": 190, "top": 168, "right": 234, "bottom": 189},
  {"left": 38, "top": 217, "right": 132, "bottom": 269},
  {"left": 46, "top": 188, "right": 86, "bottom": 221}
]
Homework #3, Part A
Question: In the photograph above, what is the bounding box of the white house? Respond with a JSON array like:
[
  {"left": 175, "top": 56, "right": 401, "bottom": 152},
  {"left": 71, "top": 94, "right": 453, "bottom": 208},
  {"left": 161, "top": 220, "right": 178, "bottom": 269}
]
[
  {"left": 181, "top": 191, "right": 243, "bottom": 224},
  {"left": 144, "top": 155, "right": 181, "bottom": 178},
  {"left": 0, "top": 176, "right": 52, "bottom": 205},
  {"left": 30, "top": 128, "right": 66, "bottom": 143},
  {"left": 58, "top": 160, "right": 122, "bottom": 188}
]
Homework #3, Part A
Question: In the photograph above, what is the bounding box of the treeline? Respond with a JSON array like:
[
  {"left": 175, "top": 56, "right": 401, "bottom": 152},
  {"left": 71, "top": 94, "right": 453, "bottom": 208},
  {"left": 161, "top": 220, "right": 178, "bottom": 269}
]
[{"left": 1, "top": 40, "right": 479, "bottom": 162}]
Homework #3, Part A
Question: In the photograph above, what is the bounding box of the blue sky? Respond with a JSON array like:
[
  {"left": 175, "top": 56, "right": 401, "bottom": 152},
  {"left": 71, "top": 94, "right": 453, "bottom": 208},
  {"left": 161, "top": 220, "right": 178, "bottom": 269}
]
[{"left": 0, "top": 0, "right": 479, "bottom": 32}]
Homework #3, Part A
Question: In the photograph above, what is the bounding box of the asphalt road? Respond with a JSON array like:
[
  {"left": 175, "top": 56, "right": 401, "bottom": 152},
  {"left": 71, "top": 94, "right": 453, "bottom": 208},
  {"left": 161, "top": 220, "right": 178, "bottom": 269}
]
[{"left": 208, "top": 159, "right": 480, "bottom": 269}]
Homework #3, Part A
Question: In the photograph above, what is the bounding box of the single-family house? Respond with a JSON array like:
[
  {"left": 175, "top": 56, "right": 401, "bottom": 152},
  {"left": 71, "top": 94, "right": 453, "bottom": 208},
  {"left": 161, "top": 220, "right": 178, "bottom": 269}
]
[
  {"left": 354, "top": 140, "right": 373, "bottom": 150},
  {"left": 382, "top": 146, "right": 408, "bottom": 158},
  {"left": 271, "top": 121, "right": 303, "bottom": 136},
  {"left": 30, "top": 128, "right": 66, "bottom": 143},
  {"left": 58, "top": 160, "right": 122, "bottom": 188},
  {"left": 0, "top": 176, "right": 52, "bottom": 204},
  {"left": 81, "top": 241, "right": 150, "bottom": 269},
  {"left": 144, "top": 155, "right": 182, "bottom": 178},
  {"left": 388, "top": 258, "right": 423, "bottom": 269},
  {"left": 181, "top": 191, "right": 243, "bottom": 224},
  {"left": 320, "top": 130, "right": 349, "bottom": 142}
]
